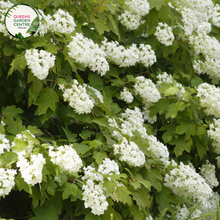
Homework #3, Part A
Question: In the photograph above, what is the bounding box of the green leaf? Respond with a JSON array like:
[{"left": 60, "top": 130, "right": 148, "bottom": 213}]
[
  {"left": 73, "top": 144, "right": 90, "bottom": 156},
  {"left": 0, "top": 151, "right": 17, "bottom": 167},
  {"left": 88, "top": 72, "right": 103, "bottom": 90},
  {"left": 2, "top": 105, "right": 23, "bottom": 118},
  {"left": 91, "top": 18, "right": 109, "bottom": 35},
  {"left": 67, "top": 110, "right": 92, "bottom": 123},
  {"left": 17, "top": 0, "right": 41, "bottom": 7},
  {"left": 42, "top": 176, "right": 57, "bottom": 196},
  {"left": 5, "top": 117, "right": 25, "bottom": 135},
  {"left": 103, "top": 179, "right": 117, "bottom": 194},
  {"left": 129, "top": 204, "right": 144, "bottom": 220},
  {"left": 166, "top": 102, "right": 186, "bottom": 119},
  {"left": 57, "top": 182, "right": 78, "bottom": 200},
  {"left": 195, "top": 137, "right": 207, "bottom": 160},
  {"left": 31, "top": 186, "right": 41, "bottom": 208},
  {"left": 133, "top": 189, "right": 151, "bottom": 210},
  {"left": 160, "top": 123, "right": 176, "bottom": 143},
  {"left": 34, "top": 88, "right": 59, "bottom": 115},
  {"left": 52, "top": 0, "right": 68, "bottom": 7},
  {"left": 107, "top": 14, "right": 120, "bottom": 40},
  {"left": 149, "top": 98, "right": 169, "bottom": 117},
  {"left": 135, "top": 174, "right": 152, "bottom": 191},
  {"left": 155, "top": 185, "right": 178, "bottom": 213},
  {"left": 148, "top": 0, "right": 169, "bottom": 10},
  {"left": 170, "top": 136, "right": 193, "bottom": 157},
  {"left": 158, "top": 83, "right": 180, "bottom": 96},
  {"left": 45, "top": 43, "right": 59, "bottom": 54},
  {"left": 175, "top": 120, "right": 196, "bottom": 140},
  {"left": 141, "top": 168, "right": 162, "bottom": 191},
  {"left": 15, "top": 172, "right": 32, "bottom": 194},
  {"left": 62, "top": 127, "right": 77, "bottom": 142},
  {"left": 115, "top": 186, "right": 132, "bottom": 206},
  {"left": 93, "top": 151, "right": 107, "bottom": 164},
  {"left": 30, "top": 205, "right": 58, "bottom": 220},
  {"left": 85, "top": 213, "right": 102, "bottom": 220}
]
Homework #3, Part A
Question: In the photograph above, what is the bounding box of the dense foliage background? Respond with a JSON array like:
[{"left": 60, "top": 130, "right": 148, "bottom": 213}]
[{"left": 1, "top": 0, "right": 220, "bottom": 219}]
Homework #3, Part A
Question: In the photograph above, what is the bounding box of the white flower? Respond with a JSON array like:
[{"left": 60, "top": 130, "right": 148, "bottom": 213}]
[
  {"left": 0, "top": 134, "right": 10, "bottom": 155},
  {"left": 164, "top": 162, "right": 213, "bottom": 203},
  {"left": 98, "top": 158, "right": 120, "bottom": 176},
  {"left": 154, "top": 23, "right": 175, "bottom": 46},
  {"left": 49, "top": 145, "right": 82, "bottom": 174},
  {"left": 0, "top": 168, "right": 16, "bottom": 197},
  {"left": 25, "top": 49, "right": 55, "bottom": 80},
  {"left": 17, "top": 153, "right": 46, "bottom": 185},
  {"left": 119, "top": 87, "right": 134, "bottom": 103},
  {"left": 113, "top": 137, "right": 145, "bottom": 167},
  {"left": 68, "top": 33, "right": 109, "bottom": 76},
  {"left": 197, "top": 83, "right": 220, "bottom": 118},
  {"left": 200, "top": 160, "right": 219, "bottom": 188},
  {"left": 62, "top": 80, "right": 94, "bottom": 114},
  {"left": 125, "top": 0, "right": 150, "bottom": 16}
]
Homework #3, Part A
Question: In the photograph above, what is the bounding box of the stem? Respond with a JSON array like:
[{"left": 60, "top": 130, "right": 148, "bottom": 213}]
[{"left": 89, "top": 0, "right": 104, "bottom": 19}]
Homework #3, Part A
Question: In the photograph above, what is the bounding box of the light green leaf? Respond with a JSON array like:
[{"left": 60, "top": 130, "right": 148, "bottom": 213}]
[
  {"left": 149, "top": 98, "right": 169, "bottom": 117},
  {"left": 91, "top": 18, "right": 109, "bottom": 35},
  {"left": 103, "top": 179, "right": 117, "bottom": 194},
  {"left": 115, "top": 186, "right": 132, "bottom": 206},
  {"left": 129, "top": 204, "right": 144, "bottom": 220},
  {"left": 30, "top": 205, "right": 58, "bottom": 220},
  {"left": 148, "top": 0, "right": 169, "bottom": 10},
  {"left": 93, "top": 151, "right": 107, "bottom": 164},
  {"left": 166, "top": 102, "right": 186, "bottom": 119},
  {"left": 15, "top": 172, "right": 32, "bottom": 194},
  {"left": 0, "top": 151, "right": 17, "bottom": 167},
  {"left": 133, "top": 188, "right": 151, "bottom": 210},
  {"left": 34, "top": 88, "right": 59, "bottom": 115},
  {"left": 175, "top": 120, "right": 196, "bottom": 140},
  {"left": 57, "top": 182, "right": 78, "bottom": 200}
]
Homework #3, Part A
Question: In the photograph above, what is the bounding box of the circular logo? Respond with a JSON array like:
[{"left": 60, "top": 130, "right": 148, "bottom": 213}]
[{"left": 4, "top": 4, "right": 39, "bottom": 39}]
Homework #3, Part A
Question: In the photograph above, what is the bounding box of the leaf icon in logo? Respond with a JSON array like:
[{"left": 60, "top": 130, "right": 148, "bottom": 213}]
[{"left": 26, "top": 15, "right": 39, "bottom": 34}]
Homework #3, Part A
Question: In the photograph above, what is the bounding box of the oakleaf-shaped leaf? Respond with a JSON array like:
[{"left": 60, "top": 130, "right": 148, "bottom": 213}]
[{"left": 34, "top": 88, "right": 59, "bottom": 115}]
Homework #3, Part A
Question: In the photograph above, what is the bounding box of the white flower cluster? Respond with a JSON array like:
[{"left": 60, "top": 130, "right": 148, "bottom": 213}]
[
  {"left": 82, "top": 159, "right": 124, "bottom": 215},
  {"left": 207, "top": 118, "right": 220, "bottom": 154},
  {"left": 119, "top": 87, "right": 134, "bottom": 103},
  {"left": 189, "top": 33, "right": 220, "bottom": 80},
  {"left": 12, "top": 130, "right": 36, "bottom": 155},
  {"left": 36, "top": 9, "right": 75, "bottom": 36},
  {"left": 134, "top": 76, "right": 161, "bottom": 105},
  {"left": 164, "top": 162, "right": 213, "bottom": 203},
  {"left": 175, "top": 204, "right": 202, "bottom": 220},
  {"left": 134, "top": 76, "right": 160, "bottom": 123},
  {"left": 147, "top": 135, "right": 169, "bottom": 165},
  {"left": 0, "top": 134, "right": 10, "bottom": 155},
  {"left": 197, "top": 83, "right": 220, "bottom": 118},
  {"left": 154, "top": 23, "right": 175, "bottom": 46},
  {"left": 16, "top": 152, "right": 46, "bottom": 185},
  {"left": 98, "top": 158, "right": 120, "bottom": 176},
  {"left": 118, "top": 0, "right": 150, "bottom": 30},
  {"left": 0, "top": 0, "right": 13, "bottom": 36},
  {"left": 113, "top": 137, "right": 145, "bottom": 167},
  {"left": 209, "top": 4, "right": 220, "bottom": 28},
  {"left": 200, "top": 160, "right": 219, "bottom": 188},
  {"left": 174, "top": 0, "right": 213, "bottom": 35},
  {"left": 48, "top": 145, "right": 83, "bottom": 174},
  {"left": 25, "top": 49, "right": 55, "bottom": 80},
  {"left": 68, "top": 33, "right": 109, "bottom": 76},
  {"left": 101, "top": 40, "right": 156, "bottom": 68},
  {"left": 0, "top": 168, "right": 16, "bottom": 197},
  {"left": 60, "top": 80, "right": 94, "bottom": 114},
  {"left": 157, "top": 72, "right": 186, "bottom": 99}
]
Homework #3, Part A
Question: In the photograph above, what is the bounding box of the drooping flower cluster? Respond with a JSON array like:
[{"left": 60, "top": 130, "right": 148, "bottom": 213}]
[
  {"left": 101, "top": 40, "right": 156, "bottom": 68},
  {"left": 118, "top": 0, "right": 150, "bottom": 30},
  {"left": 147, "top": 135, "right": 169, "bottom": 165},
  {"left": 207, "top": 118, "right": 220, "bottom": 154},
  {"left": 48, "top": 145, "right": 83, "bottom": 174},
  {"left": 209, "top": 4, "right": 220, "bottom": 28},
  {"left": 113, "top": 137, "right": 146, "bottom": 167},
  {"left": 164, "top": 162, "right": 213, "bottom": 203},
  {"left": 0, "top": 168, "right": 16, "bottom": 197},
  {"left": 119, "top": 87, "right": 134, "bottom": 103},
  {"left": 0, "top": 134, "right": 10, "bottom": 155},
  {"left": 82, "top": 158, "right": 123, "bottom": 215},
  {"left": 200, "top": 160, "right": 219, "bottom": 188},
  {"left": 36, "top": 9, "right": 76, "bottom": 36},
  {"left": 154, "top": 23, "right": 175, "bottom": 46},
  {"left": 197, "top": 83, "right": 220, "bottom": 118},
  {"left": 25, "top": 49, "right": 56, "bottom": 80},
  {"left": 68, "top": 33, "right": 109, "bottom": 76},
  {"left": 60, "top": 80, "right": 94, "bottom": 114},
  {"left": 16, "top": 152, "right": 46, "bottom": 185},
  {"left": 134, "top": 76, "right": 160, "bottom": 123}
]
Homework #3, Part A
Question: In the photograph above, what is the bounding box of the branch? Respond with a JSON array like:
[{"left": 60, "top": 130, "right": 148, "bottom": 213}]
[{"left": 89, "top": 0, "right": 104, "bottom": 19}]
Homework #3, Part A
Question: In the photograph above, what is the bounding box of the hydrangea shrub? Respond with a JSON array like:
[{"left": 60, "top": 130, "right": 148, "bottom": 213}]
[{"left": 0, "top": 0, "right": 220, "bottom": 219}]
